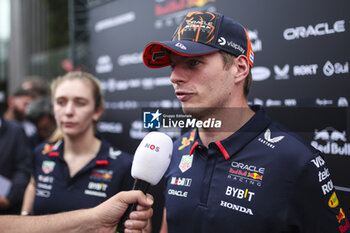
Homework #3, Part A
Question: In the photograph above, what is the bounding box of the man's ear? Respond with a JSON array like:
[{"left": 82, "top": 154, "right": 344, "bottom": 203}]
[{"left": 233, "top": 55, "right": 250, "bottom": 84}]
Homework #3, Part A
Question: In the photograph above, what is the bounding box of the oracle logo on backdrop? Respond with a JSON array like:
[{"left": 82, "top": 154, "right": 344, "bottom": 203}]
[{"left": 283, "top": 20, "right": 345, "bottom": 40}]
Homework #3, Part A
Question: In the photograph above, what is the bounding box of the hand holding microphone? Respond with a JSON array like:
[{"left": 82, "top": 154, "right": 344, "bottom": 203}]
[{"left": 117, "top": 132, "right": 173, "bottom": 233}]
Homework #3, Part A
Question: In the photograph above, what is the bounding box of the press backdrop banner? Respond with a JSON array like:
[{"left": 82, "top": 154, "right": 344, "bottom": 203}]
[{"left": 87, "top": 0, "right": 350, "bottom": 230}]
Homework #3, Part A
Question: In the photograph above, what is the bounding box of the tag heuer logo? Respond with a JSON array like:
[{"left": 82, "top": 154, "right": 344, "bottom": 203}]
[
  {"left": 42, "top": 161, "right": 56, "bottom": 174},
  {"left": 179, "top": 154, "right": 193, "bottom": 173}
]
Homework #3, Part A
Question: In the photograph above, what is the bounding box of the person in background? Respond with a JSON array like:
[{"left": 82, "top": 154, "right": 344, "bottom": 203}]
[
  {"left": 1, "top": 190, "right": 154, "bottom": 233},
  {"left": 0, "top": 116, "right": 32, "bottom": 214},
  {"left": 21, "top": 71, "right": 133, "bottom": 217},
  {"left": 3, "top": 88, "right": 36, "bottom": 138},
  {"left": 25, "top": 97, "right": 57, "bottom": 148},
  {"left": 142, "top": 11, "right": 349, "bottom": 233},
  {"left": 21, "top": 75, "right": 50, "bottom": 99}
]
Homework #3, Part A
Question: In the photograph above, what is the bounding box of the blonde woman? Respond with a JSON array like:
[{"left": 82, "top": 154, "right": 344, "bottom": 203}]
[{"left": 22, "top": 71, "right": 133, "bottom": 215}]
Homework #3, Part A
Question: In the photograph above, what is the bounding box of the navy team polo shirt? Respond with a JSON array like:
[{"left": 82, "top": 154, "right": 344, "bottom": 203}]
[
  {"left": 164, "top": 107, "right": 349, "bottom": 233},
  {"left": 32, "top": 138, "right": 133, "bottom": 215}
]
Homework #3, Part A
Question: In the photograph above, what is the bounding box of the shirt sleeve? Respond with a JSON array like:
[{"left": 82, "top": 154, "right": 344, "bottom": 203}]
[{"left": 289, "top": 153, "right": 349, "bottom": 233}]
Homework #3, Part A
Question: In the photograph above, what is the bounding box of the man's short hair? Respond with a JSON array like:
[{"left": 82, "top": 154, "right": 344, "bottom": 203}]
[{"left": 219, "top": 50, "right": 252, "bottom": 97}]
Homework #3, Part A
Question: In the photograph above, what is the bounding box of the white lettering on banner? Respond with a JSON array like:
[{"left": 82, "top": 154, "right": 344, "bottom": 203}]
[
  {"left": 311, "top": 141, "right": 350, "bottom": 156},
  {"left": 220, "top": 200, "right": 254, "bottom": 215},
  {"left": 251, "top": 67, "right": 271, "bottom": 81},
  {"left": 284, "top": 99, "right": 297, "bottom": 106},
  {"left": 225, "top": 186, "right": 255, "bottom": 202},
  {"left": 322, "top": 180, "right": 334, "bottom": 195},
  {"left": 311, "top": 155, "right": 325, "bottom": 168},
  {"left": 311, "top": 128, "right": 350, "bottom": 156},
  {"left": 95, "top": 11, "right": 136, "bottom": 32},
  {"left": 247, "top": 29, "right": 262, "bottom": 52},
  {"left": 168, "top": 189, "right": 188, "bottom": 197},
  {"left": 283, "top": 20, "right": 345, "bottom": 40},
  {"left": 323, "top": 61, "right": 349, "bottom": 77},
  {"left": 95, "top": 55, "right": 113, "bottom": 74},
  {"left": 97, "top": 122, "right": 123, "bottom": 133},
  {"left": 266, "top": 99, "right": 282, "bottom": 107},
  {"left": 100, "top": 77, "right": 171, "bottom": 92},
  {"left": 293, "top": 64, "right": 318, "bottom": 76},
  {"left": 118, "top": 52, "right": 143, "bottom": 66},
  {"left": 315, "top": 98, "right": 333, "bottom": 106}
]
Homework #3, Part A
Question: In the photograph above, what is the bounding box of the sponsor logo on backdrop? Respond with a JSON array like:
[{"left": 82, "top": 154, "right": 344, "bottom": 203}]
[
  {"left": 153, "top": 0, "right": 217, "bottom": 29},
  {"left": 293, "top": 64, "right": 318, "bottom": 76},
  {"left": 274, "top": 64, "right": 289, "bottom": 80},
  {"left": 251, "top": 66, "right": 271, "bottom": 81},
  {"left": 266, "top": 99, "right": 282, "bottom": 107},
  {"left": 97, "top": 122, "right": 123, "bottom": 133},
  {"left": 95, "top": 11, "right": 136, "bottom": 32},
  {"left": 284, "top": 99, "right": 297, "bottom": 106},
  {"left": 323, "top": 60, "right": 349, "bottom": 77},
  {"left": 100, "top": 77, "right": 171, "bottom": 92},
  {"left": 96, "top": 55, "right": 113, "bottom": 74},
  {"left": 117, "top": 52, "right": 143, "bottom": 66},
  {"left": 315, "top": 98, "right": 333, "bottom": 106},
  {"left": 311, "top": 127, "right": 350, "bottom": 156},
  {"left": 338, "top": 97, "right": 349, "bottom": 107},
  {"left": 247, "top": 29, "right": 262, "bottom": 52},
  {"left": 253, "top": 98, "right": 264, "bottom": 106},
  {"left": 250, "top": 98, "right": 297, "bottom": 107},
  {"left": 283, "top": 19, "right": 345, "bottom": 40}
]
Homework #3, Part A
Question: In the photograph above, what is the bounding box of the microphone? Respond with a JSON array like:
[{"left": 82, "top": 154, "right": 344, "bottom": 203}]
[{"left": 116, "top": 131, "right": 173, "bottom": 233}]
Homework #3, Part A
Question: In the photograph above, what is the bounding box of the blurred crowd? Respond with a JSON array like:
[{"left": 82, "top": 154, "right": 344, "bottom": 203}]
[{"left": 0, "top": 75, "right": 56, "bottom": 214}]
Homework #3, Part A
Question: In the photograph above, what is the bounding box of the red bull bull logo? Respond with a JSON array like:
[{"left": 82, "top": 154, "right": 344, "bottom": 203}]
[
  {"left": 42, "top": 144, "right": 55, "bottom": 154},
  {"left": 248, "top": 172, "right": 263, "bottom": 181},
  {"left": 311, "top": 127, "right": 350, "bottom": 156},
  {"left": 337, "top": 208, "right": 346, "bottom": 223}
]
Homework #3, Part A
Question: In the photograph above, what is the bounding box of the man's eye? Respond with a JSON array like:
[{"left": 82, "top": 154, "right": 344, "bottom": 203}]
[{"left": 188, "top": 59, "right": 200, "bottom": 67}]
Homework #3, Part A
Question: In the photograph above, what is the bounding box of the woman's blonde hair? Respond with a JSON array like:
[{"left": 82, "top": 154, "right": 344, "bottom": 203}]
[{"left": 49, "top": 71, "right": 103, "bottom": 142}]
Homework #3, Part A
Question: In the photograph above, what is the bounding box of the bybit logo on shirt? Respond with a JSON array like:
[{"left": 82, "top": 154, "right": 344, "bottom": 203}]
[{"left": 225, "top": 185, "right": 255, "bottom": 202}]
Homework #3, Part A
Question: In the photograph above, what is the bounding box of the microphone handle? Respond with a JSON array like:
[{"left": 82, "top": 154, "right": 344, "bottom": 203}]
[{"left": 116, "top": 179, "right": 150, "bottom": 233}]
